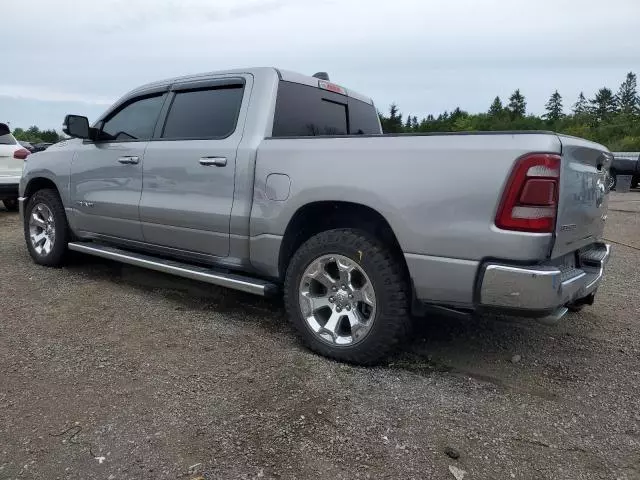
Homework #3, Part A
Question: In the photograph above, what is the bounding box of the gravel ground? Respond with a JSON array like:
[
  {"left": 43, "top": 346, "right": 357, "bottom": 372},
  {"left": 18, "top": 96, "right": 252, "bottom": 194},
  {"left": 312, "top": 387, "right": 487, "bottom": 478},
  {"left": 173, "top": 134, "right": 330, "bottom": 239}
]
[{"left": 1, "top": 193, "right": 639, "bottom": 480}]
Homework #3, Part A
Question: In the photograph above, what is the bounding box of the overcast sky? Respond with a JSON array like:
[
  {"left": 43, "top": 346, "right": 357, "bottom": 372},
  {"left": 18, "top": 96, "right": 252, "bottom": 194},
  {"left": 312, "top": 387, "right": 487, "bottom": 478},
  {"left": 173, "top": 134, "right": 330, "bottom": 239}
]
[{"left": 2, "top": 0, "right": 639, "bottom": 130}]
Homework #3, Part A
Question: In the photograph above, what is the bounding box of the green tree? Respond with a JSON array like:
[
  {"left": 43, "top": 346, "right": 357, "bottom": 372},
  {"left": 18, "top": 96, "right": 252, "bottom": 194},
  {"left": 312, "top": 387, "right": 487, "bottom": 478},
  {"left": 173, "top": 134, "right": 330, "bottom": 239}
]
[
  {"left": 590, "top": 88, "right": 617, "bottom": 122},
  {"left": 544, "top": 90, "right": 564, "bottom": 121},
  {"left": 40, "top": 129, "right": 60, "bottom": 143},
  {"left": 411, "top": 116, "right": 418, "bottom": 130},
  {"left": 405, "top": 115, "right": 413, "bottom": 131},
  {"left": 617, "top": 72, "right": 639, "bottom": 115},
  {"left": 12, "top": 127, "right": 26, "bottom": 139},
  {"left": 573, "top": 92, "right": 589, "bottom": 115},
  {"left": 507, "top": 89, "right": 526, "bottom": 118},
  {"left": 380, "top": 103, "right": 404, "bottom": 133},
  {"left": 488, "top": 96, "right": 503, "bottom": 116}
]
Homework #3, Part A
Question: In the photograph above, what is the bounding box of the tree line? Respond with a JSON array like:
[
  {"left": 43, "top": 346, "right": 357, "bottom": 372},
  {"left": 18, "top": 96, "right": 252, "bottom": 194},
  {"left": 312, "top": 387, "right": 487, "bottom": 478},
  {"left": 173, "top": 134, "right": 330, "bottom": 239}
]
[
  {"left": 9, "top": 72, "right": 640, "bottom": 150},
  {"left": 379, "top": 72, "right": 640, "bottom": 151},
  {"left": 12, "top": 125, "right": 62, "bottom": 144}
]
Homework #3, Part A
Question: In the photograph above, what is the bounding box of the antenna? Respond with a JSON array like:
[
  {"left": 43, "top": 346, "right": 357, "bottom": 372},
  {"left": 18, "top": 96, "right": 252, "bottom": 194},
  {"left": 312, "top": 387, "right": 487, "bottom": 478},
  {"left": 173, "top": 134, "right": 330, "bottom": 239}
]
[{"left": 312, "top": 72, "right": 330, "bottom": 81}]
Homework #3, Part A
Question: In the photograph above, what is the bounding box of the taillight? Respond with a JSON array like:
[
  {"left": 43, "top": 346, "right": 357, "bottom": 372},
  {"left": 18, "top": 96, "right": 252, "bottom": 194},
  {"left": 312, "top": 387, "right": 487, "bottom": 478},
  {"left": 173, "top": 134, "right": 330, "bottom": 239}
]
[
  {"left": 14, "top": 148, "right": 30, "bottom": 160},
  {"left": 495, "top": 153, "right": 560, "bottom": 233}
]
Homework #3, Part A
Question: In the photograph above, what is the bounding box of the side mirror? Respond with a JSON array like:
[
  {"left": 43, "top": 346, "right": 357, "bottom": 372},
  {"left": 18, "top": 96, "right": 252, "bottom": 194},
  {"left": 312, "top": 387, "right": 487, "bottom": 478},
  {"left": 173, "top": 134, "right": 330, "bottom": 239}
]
[
  {"left": 0, "top": 123, "right": 10, "bottom": 136},
  {"left": 63, "top": 114, "right": 90, "bottom": 139}
]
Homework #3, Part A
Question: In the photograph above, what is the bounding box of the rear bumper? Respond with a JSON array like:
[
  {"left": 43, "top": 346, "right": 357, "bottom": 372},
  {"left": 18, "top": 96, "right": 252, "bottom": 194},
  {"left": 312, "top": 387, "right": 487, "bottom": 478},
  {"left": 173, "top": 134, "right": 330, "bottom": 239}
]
[{"left": 479, "top": 243, "right": 611, "bottom": 313}]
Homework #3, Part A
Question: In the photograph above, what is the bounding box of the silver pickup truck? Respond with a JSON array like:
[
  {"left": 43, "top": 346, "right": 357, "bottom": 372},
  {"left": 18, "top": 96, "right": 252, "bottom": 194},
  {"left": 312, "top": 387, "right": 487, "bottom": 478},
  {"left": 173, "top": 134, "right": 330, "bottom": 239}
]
[{"left": 20, "top": 67, "right": 611, "bottom": 364}]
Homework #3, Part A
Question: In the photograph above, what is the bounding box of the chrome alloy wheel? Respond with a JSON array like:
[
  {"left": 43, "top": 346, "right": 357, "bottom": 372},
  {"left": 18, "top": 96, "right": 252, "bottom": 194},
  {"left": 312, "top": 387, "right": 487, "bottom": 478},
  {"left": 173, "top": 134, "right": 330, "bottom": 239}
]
[
  {"left": 29, "top": 203, "right": 56, "bottom": 256},
  {"left": 299, "top": 254, "right": 377, "bottom": 346}
]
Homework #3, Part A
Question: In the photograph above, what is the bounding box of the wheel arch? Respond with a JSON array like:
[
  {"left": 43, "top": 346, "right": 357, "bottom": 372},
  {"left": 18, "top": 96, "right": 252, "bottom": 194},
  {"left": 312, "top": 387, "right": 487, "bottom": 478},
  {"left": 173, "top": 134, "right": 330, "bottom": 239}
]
[
  {"left": 278, "top": 201, "right": 407, "bottom": 281},
  {"left": 23, "top": 177, "right": 61, "bottom": 199}
]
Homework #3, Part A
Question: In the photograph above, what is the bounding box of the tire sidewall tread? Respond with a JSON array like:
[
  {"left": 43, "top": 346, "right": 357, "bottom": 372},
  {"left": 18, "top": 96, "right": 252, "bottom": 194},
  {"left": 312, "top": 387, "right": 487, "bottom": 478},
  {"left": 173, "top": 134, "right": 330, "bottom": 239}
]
[
  {"left": 284, "top": 228, "right": 411, "bottom": 365},
  {"left": 24, "top": 189, "right": 69, "bottom": 267}
]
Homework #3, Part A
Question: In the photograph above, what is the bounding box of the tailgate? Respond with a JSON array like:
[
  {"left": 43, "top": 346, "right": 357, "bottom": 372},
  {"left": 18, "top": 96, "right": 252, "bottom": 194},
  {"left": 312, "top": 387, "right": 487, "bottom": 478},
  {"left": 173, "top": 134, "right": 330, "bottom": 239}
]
[{"left": 552, "top": 135, "right": 611, "bottom": 258}]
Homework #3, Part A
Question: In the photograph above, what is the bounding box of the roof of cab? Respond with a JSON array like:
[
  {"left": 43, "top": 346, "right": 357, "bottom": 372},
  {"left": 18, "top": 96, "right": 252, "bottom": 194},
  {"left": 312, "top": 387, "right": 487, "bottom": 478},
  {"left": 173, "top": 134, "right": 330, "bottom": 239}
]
[{"left": 127, "top": 67, "right": 374, "bottom": 105}]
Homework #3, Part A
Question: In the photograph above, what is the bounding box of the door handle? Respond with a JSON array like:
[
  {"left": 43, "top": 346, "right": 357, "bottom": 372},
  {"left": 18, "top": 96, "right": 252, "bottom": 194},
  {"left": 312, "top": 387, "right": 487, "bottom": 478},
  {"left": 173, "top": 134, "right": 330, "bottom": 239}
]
[
  {"left": 118, "top": 156, "right": 140, "bottom": 165},
  {"left": 199, "top": 157, "right": 227, "bottom": 167}
]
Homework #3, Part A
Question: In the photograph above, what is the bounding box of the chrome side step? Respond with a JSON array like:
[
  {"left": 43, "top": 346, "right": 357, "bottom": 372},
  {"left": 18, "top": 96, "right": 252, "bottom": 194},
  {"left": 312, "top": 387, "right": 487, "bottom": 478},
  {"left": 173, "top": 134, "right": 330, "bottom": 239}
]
[
  {"left": 67, "top": 242, "right": 278, "bottom": 296},
  {"left": 536, "top": 307, "right": 569, "bottom": 325}
]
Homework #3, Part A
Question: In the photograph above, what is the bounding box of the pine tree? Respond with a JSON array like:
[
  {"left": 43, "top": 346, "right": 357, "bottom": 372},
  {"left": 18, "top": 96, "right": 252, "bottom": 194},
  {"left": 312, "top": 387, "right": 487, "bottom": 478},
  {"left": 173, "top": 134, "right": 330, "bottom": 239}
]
[
  {"left": 590, "top": 88, "right": 617, "bottom": 122},
  {"left": 405, "top": 115, "right": 413, "bottom": 130},
  {"left": 573, "top": 92, "right": 588, "bottom": 115},
  {"left": 617, "top": 72, "right": 640, "bottom": 115},
  {"left": 544, "top": 90, "right": 564, "bottom": 121},
  {"left": 488, "top": 96, "right": 503, "bottom": 116},
  {"left": 380, "top": 103, "right": 404, "bottom": 133},
  {"left": 507, "top": 90, "right": 526, "bottom": 118}
]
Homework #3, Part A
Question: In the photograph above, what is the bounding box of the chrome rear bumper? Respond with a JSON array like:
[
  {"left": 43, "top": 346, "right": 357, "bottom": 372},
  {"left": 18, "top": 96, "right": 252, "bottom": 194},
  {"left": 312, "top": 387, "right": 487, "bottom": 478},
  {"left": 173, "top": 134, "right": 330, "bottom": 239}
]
[{"left": 479, "top": 243, "right": 610, "bottom": 313}]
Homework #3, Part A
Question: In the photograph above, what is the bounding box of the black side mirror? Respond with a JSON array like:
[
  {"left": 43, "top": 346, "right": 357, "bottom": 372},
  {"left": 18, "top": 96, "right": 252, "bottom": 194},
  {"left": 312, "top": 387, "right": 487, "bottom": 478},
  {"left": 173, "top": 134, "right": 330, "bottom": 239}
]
[
  {"left": 63, "top": 114, "right": 90, "bottom": 139},
  {"left": 0, "top": 123, "right": 10, "bottom": 136}
]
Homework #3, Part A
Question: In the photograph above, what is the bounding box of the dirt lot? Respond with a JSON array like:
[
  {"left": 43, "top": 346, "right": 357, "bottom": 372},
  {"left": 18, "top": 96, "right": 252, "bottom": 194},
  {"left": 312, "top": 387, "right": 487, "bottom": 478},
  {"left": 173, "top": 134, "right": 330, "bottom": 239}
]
[{"left": 1, "top": 193, "right": 639, "bottom": 480}]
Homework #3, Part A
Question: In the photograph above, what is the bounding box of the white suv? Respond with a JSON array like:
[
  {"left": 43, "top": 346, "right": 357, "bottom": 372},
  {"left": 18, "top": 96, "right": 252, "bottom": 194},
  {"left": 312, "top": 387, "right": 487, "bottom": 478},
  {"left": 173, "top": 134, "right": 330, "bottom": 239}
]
[{"left": 0, "top": 123, "right": 29, "bottom": 211}]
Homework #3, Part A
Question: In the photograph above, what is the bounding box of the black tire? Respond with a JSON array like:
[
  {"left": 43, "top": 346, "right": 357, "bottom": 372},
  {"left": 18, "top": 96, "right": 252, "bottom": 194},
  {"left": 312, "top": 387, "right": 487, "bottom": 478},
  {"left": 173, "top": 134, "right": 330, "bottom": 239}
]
[
  {"left": 2, "top": 198, "right": 18, "bottom": 212},
  {"left": 284, "top": 228, "right": 412, "bottom": 365},
  {"left": 609, "top": 171, "right": 617, "bottom": 191},
  {"left": 23, "top": 188, "right": 70, "bottom": 266}
]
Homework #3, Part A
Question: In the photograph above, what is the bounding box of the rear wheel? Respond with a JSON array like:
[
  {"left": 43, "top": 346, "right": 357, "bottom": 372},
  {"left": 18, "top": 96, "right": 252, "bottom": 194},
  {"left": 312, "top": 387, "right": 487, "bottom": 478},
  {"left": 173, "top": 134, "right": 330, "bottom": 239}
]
[
  {"left": 23, "top": 189, "right": 70, "bottom": 266},
  {"left": 284, "top": 228, "right": 411, "bottom": 365},
  {"left": 608, "top": 171, "right": 617, "bottom": 191},
  {"left": 2, "top": 198, "right": 18, "bottom": 212}
]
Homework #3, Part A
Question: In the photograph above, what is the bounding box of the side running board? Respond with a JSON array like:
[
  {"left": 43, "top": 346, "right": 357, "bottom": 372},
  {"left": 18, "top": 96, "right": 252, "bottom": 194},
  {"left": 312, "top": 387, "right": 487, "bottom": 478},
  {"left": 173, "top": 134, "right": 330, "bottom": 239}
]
[{"left": 67, "top": 242, "right": 278, "bottom": 296}]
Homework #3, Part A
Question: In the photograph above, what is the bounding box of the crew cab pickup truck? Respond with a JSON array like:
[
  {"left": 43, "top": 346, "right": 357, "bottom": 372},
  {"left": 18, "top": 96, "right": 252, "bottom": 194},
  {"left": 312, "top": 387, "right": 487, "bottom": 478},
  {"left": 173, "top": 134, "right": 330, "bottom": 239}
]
[{"left": 20, "top": 67, "right": 611, "bottom": 364}]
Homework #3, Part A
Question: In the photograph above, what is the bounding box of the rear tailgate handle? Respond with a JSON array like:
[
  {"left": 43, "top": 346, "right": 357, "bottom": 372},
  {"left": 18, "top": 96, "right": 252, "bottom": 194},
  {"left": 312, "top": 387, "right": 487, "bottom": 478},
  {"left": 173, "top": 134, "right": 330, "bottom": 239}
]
[
  {"left": 200, "top": 157, "right": 227, "bottom": 167},
  {"left": 118, "top": 156, "right": 140, "bottom": 165}
]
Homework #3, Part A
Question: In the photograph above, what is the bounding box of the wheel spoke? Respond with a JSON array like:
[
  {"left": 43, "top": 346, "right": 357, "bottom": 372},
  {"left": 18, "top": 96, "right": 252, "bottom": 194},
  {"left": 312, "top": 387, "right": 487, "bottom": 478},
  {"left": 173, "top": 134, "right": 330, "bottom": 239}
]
[
  {"left": 322, "top": 311, "right": 342, "bottom": 339},
  {"left": 31, "top": 232, "right": 46, "bottom": 246},
  {"left": 336, "top": 258, "right": 354, "bottom": 287},
  {"left": 301, "top": 292, "right": 332, "bottom": 313},
  {"left": 352, "top": 282, "right": 375, "bottom": 307},
  {"left": 30, "top": 213, "right": 46, "bottom": 228},
  {"left": 43, "top": 238, "right": 52, "bottom": 253},
  {"left": 346, "top": 310, "right": 366, "bottom": 339}
]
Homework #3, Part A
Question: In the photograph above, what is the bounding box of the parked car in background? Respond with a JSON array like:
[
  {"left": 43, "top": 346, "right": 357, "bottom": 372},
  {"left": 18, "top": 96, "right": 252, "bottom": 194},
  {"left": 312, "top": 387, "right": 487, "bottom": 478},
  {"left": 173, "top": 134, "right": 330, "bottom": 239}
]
[
  {"left": 18, "top": 140, "right": 36, "bottom": 153},
  {"left": 609, "top": 152, "right": 640, "bottom": 190},
  {"left": 0, "top": 123, "right": 29, "bottom": 211},
  {"left": 19, "top": 67, "right": 612, "bottom": 364},
  {"left": 32, "top": 142, "right": 53, "bottom": 153}
]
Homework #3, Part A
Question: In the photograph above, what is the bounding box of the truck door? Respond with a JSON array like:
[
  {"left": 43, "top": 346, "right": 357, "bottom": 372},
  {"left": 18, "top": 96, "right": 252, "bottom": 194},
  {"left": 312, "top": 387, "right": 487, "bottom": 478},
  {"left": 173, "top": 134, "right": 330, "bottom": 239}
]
[
  {"left": 139, "top": 76, "right": 250, "bottom": 258},
  {"left": 70, "top": 92, "right": 167, "bottom": 241}
]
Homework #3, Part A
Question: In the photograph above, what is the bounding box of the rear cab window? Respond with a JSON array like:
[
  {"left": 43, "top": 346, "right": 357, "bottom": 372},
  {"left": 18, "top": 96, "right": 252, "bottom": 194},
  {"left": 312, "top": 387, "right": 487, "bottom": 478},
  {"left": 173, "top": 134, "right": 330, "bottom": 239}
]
[{"left": 272, "top": 81, "right": 380, "bottom": 137}]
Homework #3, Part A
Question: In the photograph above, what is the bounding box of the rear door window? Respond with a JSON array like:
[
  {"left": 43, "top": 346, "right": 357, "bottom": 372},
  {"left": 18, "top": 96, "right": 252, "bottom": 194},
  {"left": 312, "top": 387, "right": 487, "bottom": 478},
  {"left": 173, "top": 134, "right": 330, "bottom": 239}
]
[
  {"left": 272, "top": 81, "right": 380, "bottom": 137},
  {"left": 161, "top": 85, "right": 244, "bottom": 140}
]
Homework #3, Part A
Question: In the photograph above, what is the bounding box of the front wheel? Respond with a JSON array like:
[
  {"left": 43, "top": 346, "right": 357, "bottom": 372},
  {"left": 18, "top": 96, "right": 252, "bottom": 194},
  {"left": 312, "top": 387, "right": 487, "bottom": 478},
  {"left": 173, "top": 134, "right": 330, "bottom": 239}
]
[
  {"left": 284, "top": 228, "right": 412, "bottom": 365},
  {"left": 23, "top": 189, "right": 70, "bottom": 266},
  {"left": 2, "top": 198, "right": 18, "bottom": 212}
]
